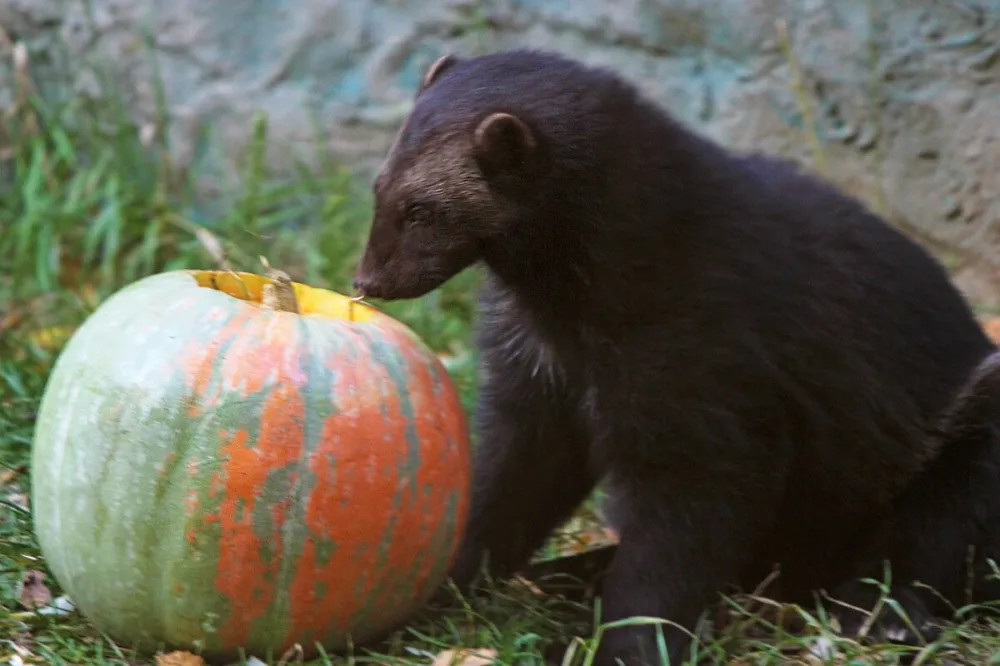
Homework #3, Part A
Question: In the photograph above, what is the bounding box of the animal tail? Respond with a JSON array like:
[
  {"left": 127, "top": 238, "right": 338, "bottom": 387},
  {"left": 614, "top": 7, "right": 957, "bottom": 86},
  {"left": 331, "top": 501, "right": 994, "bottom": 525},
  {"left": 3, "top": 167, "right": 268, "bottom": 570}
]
[
  {"left": 931, "top": 348, "right": 1000, "bottom": 452},
  {"left": 830, "top": 347, "right": 1000, "bottom": 640}
]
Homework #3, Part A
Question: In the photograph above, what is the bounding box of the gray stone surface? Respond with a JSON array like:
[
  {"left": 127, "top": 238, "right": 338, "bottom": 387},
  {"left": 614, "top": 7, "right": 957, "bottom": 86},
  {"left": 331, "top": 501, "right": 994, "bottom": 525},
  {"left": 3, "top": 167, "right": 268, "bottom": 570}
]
[{"left": 2, "top": 0, "right": 999, "bottom": 300}]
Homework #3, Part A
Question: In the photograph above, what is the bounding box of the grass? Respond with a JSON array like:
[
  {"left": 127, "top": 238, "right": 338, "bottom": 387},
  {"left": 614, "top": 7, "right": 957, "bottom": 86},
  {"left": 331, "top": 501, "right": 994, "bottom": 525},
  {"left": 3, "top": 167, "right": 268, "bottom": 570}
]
[{"left": 3, "top": 42, "right": 1000, "bottom": 666}]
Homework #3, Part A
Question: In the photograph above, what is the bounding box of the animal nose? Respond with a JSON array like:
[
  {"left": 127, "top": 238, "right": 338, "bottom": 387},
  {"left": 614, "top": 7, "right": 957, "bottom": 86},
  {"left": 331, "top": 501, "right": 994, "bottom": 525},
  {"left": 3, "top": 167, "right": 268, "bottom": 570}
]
[{"left": 353, "top": 275, "right": 372, "bottom": 296}]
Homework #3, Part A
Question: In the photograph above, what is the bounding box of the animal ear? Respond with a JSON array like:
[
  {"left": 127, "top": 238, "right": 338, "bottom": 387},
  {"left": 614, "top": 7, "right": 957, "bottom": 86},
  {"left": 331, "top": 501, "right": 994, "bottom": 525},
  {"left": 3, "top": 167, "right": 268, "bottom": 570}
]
[
  {"left": 418, "top": 54, "right": 458, "bottom": 94},
  {"left": 473, "top": 112, "right": 537, "bottom": 175}
]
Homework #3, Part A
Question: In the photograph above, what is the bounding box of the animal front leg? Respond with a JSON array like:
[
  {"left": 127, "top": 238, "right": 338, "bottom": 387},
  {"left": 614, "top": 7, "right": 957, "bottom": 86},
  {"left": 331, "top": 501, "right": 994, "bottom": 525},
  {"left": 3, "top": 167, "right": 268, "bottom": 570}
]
[
  {"left": 590, "top": 473, "right": 769, "bottom": 666},
  {"left": 445, "top": 375, "right": 596, "bottom": 592}
]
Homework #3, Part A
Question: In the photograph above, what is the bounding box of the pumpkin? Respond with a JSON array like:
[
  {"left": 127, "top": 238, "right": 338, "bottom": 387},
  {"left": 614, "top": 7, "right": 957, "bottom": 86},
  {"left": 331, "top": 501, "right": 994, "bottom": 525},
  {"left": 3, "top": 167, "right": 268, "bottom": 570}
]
[{"left": 30, "top": 269, "right": 471, "bottom": 660}]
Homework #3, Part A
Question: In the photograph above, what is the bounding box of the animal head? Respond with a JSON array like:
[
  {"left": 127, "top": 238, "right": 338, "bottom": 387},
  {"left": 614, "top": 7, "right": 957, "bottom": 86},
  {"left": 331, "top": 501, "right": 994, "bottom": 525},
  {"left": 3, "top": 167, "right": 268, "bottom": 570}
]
[{"left": 353, "top": 49, "right": 617, "bottom": 301}]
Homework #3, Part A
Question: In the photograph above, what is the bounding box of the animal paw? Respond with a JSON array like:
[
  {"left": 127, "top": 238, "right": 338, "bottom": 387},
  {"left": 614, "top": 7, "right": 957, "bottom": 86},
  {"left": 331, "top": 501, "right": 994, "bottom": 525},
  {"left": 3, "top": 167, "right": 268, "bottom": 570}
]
[{"left": 829, "top": 580, "right": 941, "bottom": 648}]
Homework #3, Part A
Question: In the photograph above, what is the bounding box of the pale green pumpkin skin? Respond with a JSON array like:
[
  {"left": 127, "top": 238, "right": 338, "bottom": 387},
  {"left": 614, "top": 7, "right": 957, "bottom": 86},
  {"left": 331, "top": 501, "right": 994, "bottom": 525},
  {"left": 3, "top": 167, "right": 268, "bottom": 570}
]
[{"left": 31, "top": 270, "right": 471, "bottom": 660}]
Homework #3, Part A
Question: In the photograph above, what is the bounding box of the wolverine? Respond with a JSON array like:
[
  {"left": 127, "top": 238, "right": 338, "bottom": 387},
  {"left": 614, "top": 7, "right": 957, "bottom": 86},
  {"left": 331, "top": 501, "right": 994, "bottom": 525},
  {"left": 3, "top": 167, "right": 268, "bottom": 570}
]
[{"left": 353, "top": 48, "right": 1000, "bottom": 665}]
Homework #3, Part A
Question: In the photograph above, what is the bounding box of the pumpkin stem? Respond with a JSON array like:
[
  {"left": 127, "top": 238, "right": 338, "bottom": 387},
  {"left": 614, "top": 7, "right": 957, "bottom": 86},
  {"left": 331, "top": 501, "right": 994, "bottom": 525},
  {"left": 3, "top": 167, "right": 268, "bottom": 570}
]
[
  {"left": 261, "top": 268, "right": 300, "bottom": 314},
  {"left": 348, "top": 294, "right": 367, "bottom": 323}
]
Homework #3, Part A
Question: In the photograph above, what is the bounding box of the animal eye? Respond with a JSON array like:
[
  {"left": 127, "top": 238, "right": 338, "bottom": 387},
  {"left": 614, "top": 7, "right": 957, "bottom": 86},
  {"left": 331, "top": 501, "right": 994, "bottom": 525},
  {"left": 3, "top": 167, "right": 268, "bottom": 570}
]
[{"left": 405, "top": 202, "right": 431, "bottom": 227}]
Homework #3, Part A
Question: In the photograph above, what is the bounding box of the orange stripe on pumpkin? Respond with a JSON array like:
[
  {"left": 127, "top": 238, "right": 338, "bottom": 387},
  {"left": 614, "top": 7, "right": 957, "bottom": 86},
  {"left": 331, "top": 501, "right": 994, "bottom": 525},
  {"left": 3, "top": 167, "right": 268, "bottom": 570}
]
[
  {"left": 285, "top": 334, "right": 411, "bottom": 642},
  {"left": 210, "top": 327, "right": 309, "bottom": 646},
  {"left": 357, "top": 331, "right": 470, "bottom": 619}
]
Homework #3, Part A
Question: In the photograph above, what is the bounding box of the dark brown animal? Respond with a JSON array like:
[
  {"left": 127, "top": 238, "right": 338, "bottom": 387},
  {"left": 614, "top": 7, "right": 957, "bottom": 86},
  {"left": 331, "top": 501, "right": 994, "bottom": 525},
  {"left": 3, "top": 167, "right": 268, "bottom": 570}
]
[{"left": 353, "top": 48, "right": 1000, "bottom": 665}]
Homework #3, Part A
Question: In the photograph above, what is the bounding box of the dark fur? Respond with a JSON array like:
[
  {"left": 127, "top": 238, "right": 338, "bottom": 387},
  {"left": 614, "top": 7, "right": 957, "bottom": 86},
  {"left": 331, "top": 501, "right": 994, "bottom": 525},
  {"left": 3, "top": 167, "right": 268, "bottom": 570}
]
[
  {"left": 830, "top": 350, "right": 1000, "bottom": 644},
  {"left": 354, "top": 48, "right": 1000, "bottom": 665}
]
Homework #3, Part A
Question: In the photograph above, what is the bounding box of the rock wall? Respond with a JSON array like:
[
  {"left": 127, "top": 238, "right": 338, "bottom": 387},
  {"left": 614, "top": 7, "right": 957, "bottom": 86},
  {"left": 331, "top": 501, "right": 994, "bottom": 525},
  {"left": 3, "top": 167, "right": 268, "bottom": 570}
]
[{"left": 2, "top": 0, "right": 999, "bottom": 301}]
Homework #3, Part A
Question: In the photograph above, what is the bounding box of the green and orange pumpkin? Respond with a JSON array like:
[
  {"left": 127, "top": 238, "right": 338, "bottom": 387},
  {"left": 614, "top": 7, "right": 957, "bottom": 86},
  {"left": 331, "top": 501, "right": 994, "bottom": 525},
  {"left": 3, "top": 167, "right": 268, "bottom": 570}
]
[{"left": 30, "top": 269, "right": 471, "bottom": 660}]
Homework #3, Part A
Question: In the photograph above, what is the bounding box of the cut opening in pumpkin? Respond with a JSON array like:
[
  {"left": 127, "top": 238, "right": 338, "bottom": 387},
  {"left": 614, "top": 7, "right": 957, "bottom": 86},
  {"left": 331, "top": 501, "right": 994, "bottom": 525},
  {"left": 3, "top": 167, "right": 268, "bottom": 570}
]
[{"left": 189, "top": 270, "right": 378, "bottom": 323}]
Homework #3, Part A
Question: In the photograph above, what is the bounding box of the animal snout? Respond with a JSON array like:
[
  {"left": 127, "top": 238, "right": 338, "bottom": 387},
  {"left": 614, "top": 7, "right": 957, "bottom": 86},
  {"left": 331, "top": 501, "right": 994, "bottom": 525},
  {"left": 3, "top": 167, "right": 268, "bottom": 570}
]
[
  {"left": 353, "top": 266, "right": 389, "bottom": 299},
  {"left": 353, "top": 274, "right": 374, "bottom": 296}
]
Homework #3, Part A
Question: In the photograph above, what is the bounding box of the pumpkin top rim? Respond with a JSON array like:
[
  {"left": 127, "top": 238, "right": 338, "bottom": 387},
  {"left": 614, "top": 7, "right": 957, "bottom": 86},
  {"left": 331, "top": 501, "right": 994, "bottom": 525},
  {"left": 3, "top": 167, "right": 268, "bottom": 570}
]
[{"left": 188, "top": 269, "right": 384, "bottom": 324}]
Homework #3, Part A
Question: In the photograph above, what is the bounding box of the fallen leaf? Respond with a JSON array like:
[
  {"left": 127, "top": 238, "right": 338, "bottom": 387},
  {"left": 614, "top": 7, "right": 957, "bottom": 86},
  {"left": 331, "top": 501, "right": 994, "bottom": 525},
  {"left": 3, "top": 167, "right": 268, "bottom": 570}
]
[
  {"left": 0, "top": 310, "right": 22, "bottom": 335},
  {"left": 155, "top": 652, "right": 206, "bottom": 666},
  {"left": 78, "top": 283, "right": 101, "bottom": 309},
  {"left": 37, "top": 595, "right": 75, "bottom": 616},
  {"left": 0, "top": 468, "right": 16, "bottom": 488},
  {"left": 511, "top": 575, "right": 544, "bottom": 596},
  {"left": 6, "top": 493, "right": 29, "bottom": 510},
  {"left": 276, "top": 643, "right": 304, "bottom": 666},
  {"left": 431, "top": 647, "right": 498, "bottom": 666},
  {"left": 26, "top": 325, "right": 74, "bottom": 351},
  {"left": 550, "top": 519, "right": 619, "bottom": 558},
  {"left": 18, "top": 570, "right": 51, "bottom": 610}
]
